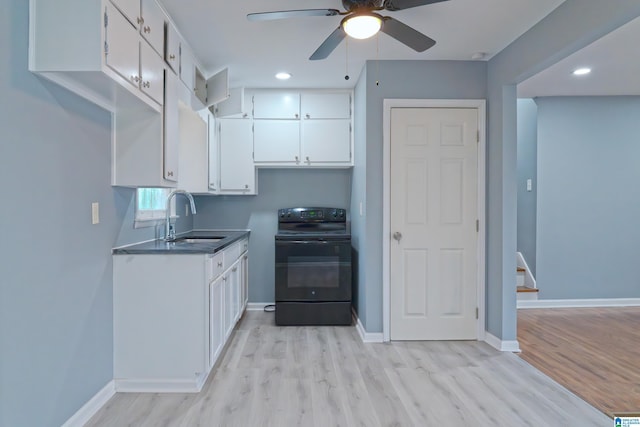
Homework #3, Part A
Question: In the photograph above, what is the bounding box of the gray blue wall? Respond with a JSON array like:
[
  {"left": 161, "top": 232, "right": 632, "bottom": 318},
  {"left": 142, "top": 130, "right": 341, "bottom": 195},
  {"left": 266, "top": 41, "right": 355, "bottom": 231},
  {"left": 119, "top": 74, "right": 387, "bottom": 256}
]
[
  {"left": 0, "top": 1, "right": 191, "bottom": 425},
  {"left": 485, "top": 0, "right": 640, "bottom": 341},
  {"left": 193, "top": 168, "right": 351, "bottom": 303},
  {"left": 536, "top": 96, "right": 640, "bottom": 299},
  {"left": 352, "top": 60, "right": 487, "bottom": 333},
  {"left": 517, "top": 99, "right": 538, "bottom": 274}
]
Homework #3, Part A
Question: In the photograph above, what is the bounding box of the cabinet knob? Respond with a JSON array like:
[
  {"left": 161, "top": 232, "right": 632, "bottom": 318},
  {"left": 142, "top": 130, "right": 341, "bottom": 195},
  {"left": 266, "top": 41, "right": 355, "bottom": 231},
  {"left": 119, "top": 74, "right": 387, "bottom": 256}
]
[
  {"left": 242, "top": 113, "right": 248, "bottom": 118},
  {"left": 143, "top": 25, "right": 151, "bottom": 34},
  {"left": 217, "top": 261, "right": 223, "bottom": 267},
  {"left": 130, "top": 75, "right": 140, "bottom": 83},
  {"left": 142, "top": 81, "right": 150, "bottom": 88},
  {"left": 305, "top": 113, "right": 310, "bottom": 119},
  {"left": 306, "top": 156, "right": 310, "bottom": 162},
  {"left": 294, "top": 113, "right": 299, "bottom": 119},
  {"left": 223, "top": 277, "right": 227, "bottom": 281},
  {"left": 232, "top": 267, "right": 237, "bottom": 272},
  {"left": 167, "top": 171, "right": 174, "bottom": 177},
  {"left": 169, "top": 54, "right": 176, "bottom": 60},
  {"left": 136, "top": 16, "right": 144, "bottom": 25},
  {"left": 295, "top": 156, "right": 299, "bottom": 163}
]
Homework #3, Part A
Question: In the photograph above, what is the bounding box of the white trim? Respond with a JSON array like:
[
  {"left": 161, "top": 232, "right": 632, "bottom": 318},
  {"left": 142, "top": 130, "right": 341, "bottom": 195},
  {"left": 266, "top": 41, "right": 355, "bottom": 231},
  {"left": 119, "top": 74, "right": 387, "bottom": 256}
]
[
  {"left": 382, "top": 99, "right": 487, "bottom": 342},
  {"left": 246, "top": 302, "right": 275, "bottom": 311},
  {"left": 352, "top": 309, "right": 384, "bottom": 343},
  {"left": 516, "top": 252, "right": 536, "bottom": 289},
  {"left": 484, "top": 332, "right": 521, "bottom": 353},
  {"left": 518, "top": 298, "right": 640, "bottom": 309},
  {"left": 114, "top": 376, "right": 206, "bottom": 393},
  {"left": 61, "top": 381, "right": 115, "bottom": 427}
]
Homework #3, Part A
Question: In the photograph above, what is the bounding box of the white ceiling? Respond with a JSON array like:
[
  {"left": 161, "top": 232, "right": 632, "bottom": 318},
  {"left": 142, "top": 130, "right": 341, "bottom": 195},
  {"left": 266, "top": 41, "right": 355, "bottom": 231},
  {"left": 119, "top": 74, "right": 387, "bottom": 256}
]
[
  {"left": 518, "top": 15, "right": 640, "bottom": 98},
  {"left": 158, "top": 0, "right": 565, "bottom": 89},
  {"left": 157, "top": 0, "right": 639, "bottom": 97}
]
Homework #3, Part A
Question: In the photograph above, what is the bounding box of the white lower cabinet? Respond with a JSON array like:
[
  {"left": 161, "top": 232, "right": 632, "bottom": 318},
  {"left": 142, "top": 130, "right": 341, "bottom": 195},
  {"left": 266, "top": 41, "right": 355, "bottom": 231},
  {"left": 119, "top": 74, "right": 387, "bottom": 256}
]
[{"left": 113, "top": 238, "right": 249, "bottom": 393}]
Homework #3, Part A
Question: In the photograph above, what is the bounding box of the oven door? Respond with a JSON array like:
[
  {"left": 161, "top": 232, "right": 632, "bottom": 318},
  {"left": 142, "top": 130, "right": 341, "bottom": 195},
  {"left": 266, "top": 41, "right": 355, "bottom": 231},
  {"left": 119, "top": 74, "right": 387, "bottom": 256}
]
[{"left": 275, "top": 239, "right": 351, "bottom": 302}]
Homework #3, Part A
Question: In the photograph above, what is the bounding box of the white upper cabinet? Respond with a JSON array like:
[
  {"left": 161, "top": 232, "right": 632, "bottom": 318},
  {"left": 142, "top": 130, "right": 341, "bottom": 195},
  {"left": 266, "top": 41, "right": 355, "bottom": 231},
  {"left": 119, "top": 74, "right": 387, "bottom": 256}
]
[
  {"left": 253, "top": 92, "right": 300, "bottom": 119},
  {"left": 110, "top": 0, "right": 140, "bottom": 28},
  {"left": 302, "top": 120, "right": 351, "bottom": 164},
  {"left": 218, "top": 119, "right": 256, "bottom": 195},
  {"left": 301, "top": 92, "right": 351, "bottom": 119},
  {"left": 214, "top": 88, "right": 248, "bottom": 118},
  {"left": 207, "top": 112, "right": 219, "bottom": 193},
  {"left": 165, "top": 21, "right": 180, "bottom": 73},
  {"left": 178, "top": 106, "right": 209, "bottom": 193},
  {"left": 253, "top": 120, "right": 300, "bottom": 164},
  {"left": 104, "top": 2, "right": 140, "bottom": 90},
  {"left": 140, "top": 39, "right": 165, "bottom": 105},
  {"left": 180, "top": 44, "right": 196, "bottom": 93},
  {"left": 163, "top": 70, "right": 180, "bottom": 182},
  {"left": 140, "top": 0, "right": 165, "bottom": 55}
]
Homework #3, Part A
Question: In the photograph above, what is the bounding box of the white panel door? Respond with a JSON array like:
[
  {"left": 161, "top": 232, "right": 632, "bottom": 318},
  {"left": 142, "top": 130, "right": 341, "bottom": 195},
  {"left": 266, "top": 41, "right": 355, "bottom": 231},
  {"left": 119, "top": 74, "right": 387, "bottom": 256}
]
[
  {"left": 139, "top": 40, "right": 164, "bottom": 105},
  {"left": 390, "top": 107, "right": 478, "bottom": 340},
  {"left": 104, "top": 3, "right": 139, "bottom": 88}
]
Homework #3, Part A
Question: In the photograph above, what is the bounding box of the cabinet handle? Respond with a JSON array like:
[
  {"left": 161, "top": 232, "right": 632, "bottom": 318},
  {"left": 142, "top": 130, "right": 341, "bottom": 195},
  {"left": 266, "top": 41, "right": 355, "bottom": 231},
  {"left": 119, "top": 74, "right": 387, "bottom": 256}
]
[
  {"left": 295, "top": 156, "right": 299, "bottom": 163},
  {"left": 243, "top": 255, "right": 248, "bottom": 260},
  {"left": 136, "top": 16, "right": 144, "bottom": 25},
  {"left": 242, "top": 113, "right": 248, "bottom": 118},
  {"left": 305, "top": 113, "right": 310, "bottom": 119},
  {"left": 169, "top": 54, "right": 176, "bottom": 60},
  {"left": 223, "top": 277, "right": 227, "bottom": 281},
  {"left": 142, "top": 81, "right": 150, "bottom": 88},
  {"left": 217, "top": 261, "right": 223, "bottom": 267},
  {"left": 232, "top": 267, "right": 237, "bottom": 272},
  {"left": 306, "top": 156, "right": 310, "bottom": 162},
  {"left": 143, "top": 25, "right": 151, "bottom": 34},
  {"left": 167, "top": 171, "right": 173, "bottom": 177},
  {"left": 294, "top": 113, "right": 299, "bottom": 119},
  {"left": 244, "top": 184, "right": 249, "bottom": 189},
  {"left": 130, "top": 75, "right": 140, "bottom": 83}
]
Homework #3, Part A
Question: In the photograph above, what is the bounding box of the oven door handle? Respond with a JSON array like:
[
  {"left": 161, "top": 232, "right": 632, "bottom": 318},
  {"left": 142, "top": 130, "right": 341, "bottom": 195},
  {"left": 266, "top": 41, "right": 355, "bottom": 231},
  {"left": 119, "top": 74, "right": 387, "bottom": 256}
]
[{"left": 280, "top": 240, "right": 333, "bottom": 244}]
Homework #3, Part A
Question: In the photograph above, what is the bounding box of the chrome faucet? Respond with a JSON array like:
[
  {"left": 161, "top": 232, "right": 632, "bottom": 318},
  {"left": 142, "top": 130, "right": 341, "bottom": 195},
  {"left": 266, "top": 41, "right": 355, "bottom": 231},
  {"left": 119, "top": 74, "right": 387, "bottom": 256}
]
[{"left": 165, "top": 190, "right": 197, "bottom": 241}]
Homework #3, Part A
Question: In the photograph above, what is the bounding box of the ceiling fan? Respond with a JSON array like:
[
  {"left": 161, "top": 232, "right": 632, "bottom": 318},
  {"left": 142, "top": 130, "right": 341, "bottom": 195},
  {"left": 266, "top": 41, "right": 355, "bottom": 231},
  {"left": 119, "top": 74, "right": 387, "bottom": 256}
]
[{"left": 247, "top": 0, "right": 449, "bottom": 60}]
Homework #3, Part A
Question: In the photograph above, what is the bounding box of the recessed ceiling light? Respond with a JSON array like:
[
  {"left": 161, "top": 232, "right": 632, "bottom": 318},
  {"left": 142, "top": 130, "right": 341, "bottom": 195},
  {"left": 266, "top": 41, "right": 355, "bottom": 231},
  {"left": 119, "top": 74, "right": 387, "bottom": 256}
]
[
  {"left": 275, "top": 72, "right": 291, "bottom": 80},
  {"left": 572, "top": 67, "right": 591, "bottom": 76}
]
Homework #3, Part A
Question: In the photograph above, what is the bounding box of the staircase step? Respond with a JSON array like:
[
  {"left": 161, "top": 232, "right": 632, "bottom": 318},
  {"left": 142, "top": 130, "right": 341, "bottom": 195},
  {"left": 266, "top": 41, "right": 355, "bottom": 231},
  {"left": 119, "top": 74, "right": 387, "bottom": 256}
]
[{"left": 517, "top": 286, "right": 539, "bottom": 293}]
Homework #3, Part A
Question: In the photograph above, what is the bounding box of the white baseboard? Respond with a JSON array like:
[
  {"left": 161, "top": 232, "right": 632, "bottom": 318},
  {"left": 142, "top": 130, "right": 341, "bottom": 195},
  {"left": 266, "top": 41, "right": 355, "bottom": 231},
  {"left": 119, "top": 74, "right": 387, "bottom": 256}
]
[
  {"left": 352, "top": 309, "right": 384, "bottom": 343},
  {"left": 484, "top": 332, "right": 521, "bottom": 353},
  {"left": 246, "top": 302, "right": 275, "bottom": 311},
  {"left": 518, "top": 298, "right": 640, "bottom": 309},
  {"left": 61, "top": 380, "right": 115, "bottom": 427},
  {"left": 114, "top": 376, "right": 206, "bottom": 393}
]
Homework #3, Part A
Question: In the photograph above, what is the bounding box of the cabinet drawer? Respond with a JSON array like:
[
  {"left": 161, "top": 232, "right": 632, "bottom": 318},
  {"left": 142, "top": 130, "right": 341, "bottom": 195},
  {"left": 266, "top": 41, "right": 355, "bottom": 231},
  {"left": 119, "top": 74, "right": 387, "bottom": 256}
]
[
  {"left": 224, "top": 242, "right": 242, "bottom": 270},
  {"left": 207, "top": 252, "right": 224, "bottom": 282},
  {"left": 239, "top": 238, "right": 249, "bottom": 254}
]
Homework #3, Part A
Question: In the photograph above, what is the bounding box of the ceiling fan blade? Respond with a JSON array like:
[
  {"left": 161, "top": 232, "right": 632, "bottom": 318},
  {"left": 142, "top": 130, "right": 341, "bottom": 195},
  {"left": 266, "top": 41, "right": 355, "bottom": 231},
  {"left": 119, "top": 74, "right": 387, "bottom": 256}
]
[
  {"left": 247, "top": 9, "right": 341, "bottom": 22},
  {"left": 309, "top": 27, "right": 347, "bottom": 60},
  {"left": 383, "top": 0, "right": 449, "bottom": 11},
  {"left": 380, "top": 17, "right": 435, "bottom": 52}
]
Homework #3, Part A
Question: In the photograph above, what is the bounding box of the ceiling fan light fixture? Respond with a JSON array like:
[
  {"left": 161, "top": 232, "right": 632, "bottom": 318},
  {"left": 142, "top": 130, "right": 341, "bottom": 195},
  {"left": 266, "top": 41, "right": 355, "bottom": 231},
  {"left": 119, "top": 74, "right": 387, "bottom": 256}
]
[{"left": 342, "top": 14, "right": 382, "bottom": 40}]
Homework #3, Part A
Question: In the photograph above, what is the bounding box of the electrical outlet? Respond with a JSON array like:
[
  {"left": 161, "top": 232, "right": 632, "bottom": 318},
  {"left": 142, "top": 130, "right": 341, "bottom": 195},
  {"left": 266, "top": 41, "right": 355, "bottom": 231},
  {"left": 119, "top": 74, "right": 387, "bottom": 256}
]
[{"left": 91, "top": 202, "right": 100, "bottom": 224}]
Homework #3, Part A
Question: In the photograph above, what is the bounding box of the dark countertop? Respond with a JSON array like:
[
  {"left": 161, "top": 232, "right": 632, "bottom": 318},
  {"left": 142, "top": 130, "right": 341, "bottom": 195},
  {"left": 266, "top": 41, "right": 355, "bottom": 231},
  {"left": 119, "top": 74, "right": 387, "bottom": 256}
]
[{"left": 112, "top": 229, "right": 250, "bottom": 255}]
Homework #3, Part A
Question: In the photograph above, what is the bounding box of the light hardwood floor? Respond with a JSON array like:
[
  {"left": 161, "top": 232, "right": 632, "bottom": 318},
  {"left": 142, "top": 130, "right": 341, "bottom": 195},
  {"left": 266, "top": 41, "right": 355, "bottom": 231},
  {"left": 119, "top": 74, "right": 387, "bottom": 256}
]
[
  {"left": 87, "top": 311, "right": 610, "bottom": 426},
  {"left": 518, "top": 307, "right": 640, "bottom": 418}
]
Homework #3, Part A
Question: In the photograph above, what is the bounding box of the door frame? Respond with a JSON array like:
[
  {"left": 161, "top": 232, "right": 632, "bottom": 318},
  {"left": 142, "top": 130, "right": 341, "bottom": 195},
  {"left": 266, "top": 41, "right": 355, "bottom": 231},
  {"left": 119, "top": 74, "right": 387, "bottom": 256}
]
[{"left": 382, "top": 99, "right": 487, "bottom": 342}]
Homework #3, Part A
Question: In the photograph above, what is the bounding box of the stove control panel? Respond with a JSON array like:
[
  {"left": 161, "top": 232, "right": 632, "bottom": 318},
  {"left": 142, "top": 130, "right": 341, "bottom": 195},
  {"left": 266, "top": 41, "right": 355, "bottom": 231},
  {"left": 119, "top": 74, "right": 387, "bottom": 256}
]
[{"left": 278, "top": 207, "right": 346, "bottom": 223}]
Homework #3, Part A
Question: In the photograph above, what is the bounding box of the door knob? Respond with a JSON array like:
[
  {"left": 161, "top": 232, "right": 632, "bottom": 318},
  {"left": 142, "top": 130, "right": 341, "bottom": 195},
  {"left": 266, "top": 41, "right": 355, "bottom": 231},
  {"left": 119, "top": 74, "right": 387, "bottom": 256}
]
[{"left": 393, "top": 231, "right": 402, "bottom": 242}]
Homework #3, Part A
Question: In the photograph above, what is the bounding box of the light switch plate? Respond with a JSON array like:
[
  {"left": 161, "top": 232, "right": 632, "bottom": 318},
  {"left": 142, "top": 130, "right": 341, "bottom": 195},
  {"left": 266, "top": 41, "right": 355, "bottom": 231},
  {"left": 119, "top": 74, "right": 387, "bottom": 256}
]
[{"left": 91, "top": 202, "right": 99, "bottom": 224}]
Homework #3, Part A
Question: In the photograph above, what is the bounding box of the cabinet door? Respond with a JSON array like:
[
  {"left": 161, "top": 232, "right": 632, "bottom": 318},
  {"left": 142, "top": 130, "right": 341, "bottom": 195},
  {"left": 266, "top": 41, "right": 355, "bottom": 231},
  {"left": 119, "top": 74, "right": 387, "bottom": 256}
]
[
  {"left": 180, "top": 44, "right": 195, "bottom": 92},
  {"left": 209, "top": 275, "right": 224, "bottom": 368},
  {"left": 111, "top": 0, "right": 141, "bottom": 28},
  {"left": 253, "top": 120, "right": 300, "bottom": 163},
  {"left": 207, "top": 113, "right": 219, "bottom": 192},
  {"left": 105, "top": 3, "right": 140, "bottom": 88},
  {"left": 241, "top": 253, "right": 249, "bottom": 310},
  {"left": 165, "top": 22, "right": 180, "bottom": 73},
  {"left": 301, "top": 93, "right": 351, "bottom": 119},
  {"left": 253, "top": 92, "right": 300, "bottom": 119},
  {"left": 140, "top": 40, "right": 164, "bottom": 105},
  {"left": 230, "top": 262, "right": 241, "bottom": 324},
  {"left": 140, "top": 0, "right": 165, "bottom": 56},
  {"left": 302, "top": 120, "right": 351, "bottom": 163},
  {"left": 178, "top": 107, "right": 208, "bottom": 193},
  {"left": 214, "top": 87, "right": 247, "bottom": 118},
  {"left": 163, "top": 70, "right": 179, "bottom": 182},
  {"left": 218, "top": 119, "right": 255, "bottom": 194},
  {"left": 223, "top": 272, "right": 233, "bottom": 339}
]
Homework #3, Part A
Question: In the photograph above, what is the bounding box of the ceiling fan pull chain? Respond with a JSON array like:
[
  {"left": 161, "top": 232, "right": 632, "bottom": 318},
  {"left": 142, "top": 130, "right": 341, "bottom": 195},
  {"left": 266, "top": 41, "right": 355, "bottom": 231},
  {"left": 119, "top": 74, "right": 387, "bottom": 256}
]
[
  {"left": 376, "top": 32, "right": 380, "bottom": 86},
  {"left": 345, "top": 36, "right": 350, "bottom": 81}
]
